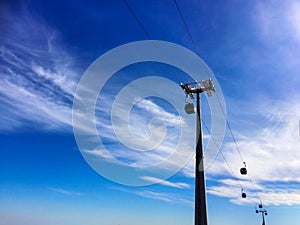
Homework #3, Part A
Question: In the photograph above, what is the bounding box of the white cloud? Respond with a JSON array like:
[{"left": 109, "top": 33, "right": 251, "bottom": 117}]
[
  {"left": 203, "top": 98, "right": 300, "bottom": 206},
  {"left": 208, "top": 183, "right": 300, "bottom": 206},
  {"left": 218, "top": 102, "right": 300, "bottom": 183},
  {"left": 0, "top": 77, "right": 72, "bottom": 131},
  {"left": 0, "top": 6, "right": 195, "bottom": 185},
  {"left": 93, "top": 93, "right": 195, "bottom": 168},
  {"left": 137, "top": 190, "right": 173, "bottom": 202},
  {"left": 109, "top": 186, "right": 193, "bottom": 206},
  {"left": 219, "top": 179, "right": 263, "bottom": 191},
  {"left": 135, "top": 98, "right": 184, "bottom": 126},
  {"left": 31, "top": 63, "right": 77, "bottom": 95},
  {"left": 83, "top": 148, "right": 114, "bottom": 160},
  {"left": 49, "top": 187, "right": 85, "bottom": 196},
  {"left": 0, "top": 7, "right": 79, "bottom": 132},
  {"left": 0, "top": 5, "right": 195, "bottom": 183},
  {"left": 136, "top": 190, "right": 193, "bottom": 206},
  {"left": 287, "top": 1, "right": 300, "bottom": 41},
  {"left": 253, "top": 1, "right": 300, "bottom": 42},
  {"left": 258, "top": 189, "right": 300, "bottom": 206},
  {"left": 140, "top": 176, "right": 190, "bottom": 189}
]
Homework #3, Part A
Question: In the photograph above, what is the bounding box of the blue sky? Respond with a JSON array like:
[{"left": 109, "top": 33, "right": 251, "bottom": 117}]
[{"left": 1, "top": 0, "right": 300, "bottom": 225}]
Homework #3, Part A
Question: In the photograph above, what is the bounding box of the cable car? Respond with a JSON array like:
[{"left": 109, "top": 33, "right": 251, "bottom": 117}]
[
  {"left": 184, "top": 102, "right": 195, "bottom": 114},
  {"left": 240, "top": 162, "right": 247, "bottom": 175},
  {"left": 240, "top": 167, "right": 247, "bottom": 175},
  {"left": 259, "top": 204, "right": 263, "bottom": 208},
  {"left": 241, "top": 189, "right": 247, "bottom": 198}
]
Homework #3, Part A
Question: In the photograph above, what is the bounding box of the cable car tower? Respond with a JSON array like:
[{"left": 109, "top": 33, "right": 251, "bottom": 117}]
[
  {"left": 180, "top": 78, "right": 215, "bottom": 225},
  {"left": 256, "top": 204, "right": 268, "bottom": 225}
]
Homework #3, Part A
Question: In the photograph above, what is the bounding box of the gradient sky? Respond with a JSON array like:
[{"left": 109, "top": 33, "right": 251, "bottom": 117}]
[{"left": 1, "top": 1, "right": 300, "bottom": 225}]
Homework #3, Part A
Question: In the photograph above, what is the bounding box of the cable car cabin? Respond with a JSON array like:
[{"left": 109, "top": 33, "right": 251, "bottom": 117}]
[
  {"left": 242, "top": 192, "right": 247, "bottom": 198},
  {"left": 184, "top": 103, "right": 195, "bottom": 114},
  {"left": 259, "top": 204, "right": 263, "bottom": 208},
  {"left": 240, "top": 167, "right": 247, "bottom": 175}
]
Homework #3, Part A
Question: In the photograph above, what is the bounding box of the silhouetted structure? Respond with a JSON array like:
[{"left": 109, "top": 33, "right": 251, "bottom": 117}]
[{"left": 180, "top": 79, "right": 215, "bottom": 225}]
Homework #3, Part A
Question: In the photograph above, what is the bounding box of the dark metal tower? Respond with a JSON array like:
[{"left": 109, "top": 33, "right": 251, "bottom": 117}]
[
  {"left": 180, "top": 79, "right": 215, "bottom": 225},
  {"left": 256, "top": 204, "right": 267, "bottom": 225}
]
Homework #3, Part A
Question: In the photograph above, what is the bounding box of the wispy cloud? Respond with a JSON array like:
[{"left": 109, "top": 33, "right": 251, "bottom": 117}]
[
  {"left": 140, "top": 176, "right": 190, "bottom": 189},
  {"left": 0, "top": 6, "right": 79, "bottom": 132},
  {"left": 136, "top": 190, "right": 193, "bottom": 206},
  {"left": 137, "top": 190, "right": 175, "bottom": 202},
  {"left": 83, "top": 148, "right": 114, "bottom": 160},
  {"left": 49, "top": 187, "right": 85, "bottom": 196},
  {"left": 254, "top": 0, "right": 300, "bottom": 42},
  {"left": 91, "top": 93, "right": 195, "bottom": 169},
  {"left": 135, "top": 98, "right": 184, "bottom": 126},
  {"left": 204, "top": 98, "right": 300, "bottom": 206},
  {"left": 247, "top": 0, "right": 300, "bottom": 93},
  {"left": 112, "top": 186, "right": 193, "bottom": 206},
  {"left": 208, "top": 182, "right": 300, "bottom": 206},
  {"left": 257, "top": 189, "right": 300, "bottom": 206},
  {"left": 0, "top": 7, "right": 195, "bottom": 177},
  {"left": 0, "top": 7, "right": 196, "bottom": 195}
]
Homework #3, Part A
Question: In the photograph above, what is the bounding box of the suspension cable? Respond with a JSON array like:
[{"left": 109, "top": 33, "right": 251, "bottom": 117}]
[{"left": 123, "top": 0, "right": 152, "bottom": 40}]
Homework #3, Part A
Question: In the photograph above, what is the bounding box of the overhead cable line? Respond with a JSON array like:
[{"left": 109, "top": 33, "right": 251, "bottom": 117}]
[
  {"left": 215, "top": 94, "right": 245, "bottom": 163},
  {"left": 201, "top": 119, "right": 259, "bottom": 206},
  {"left": 123, "top": 0, "right": 183, "bottom": 84},
  {"left": 173, "top": 0, "right": 201, "bottom": 55},
  {"left": 214, "top": 93, "right": 262, "bottom": 202},
  {"left": 201, "top": 119, "right": 243, "bottom": 189}
]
